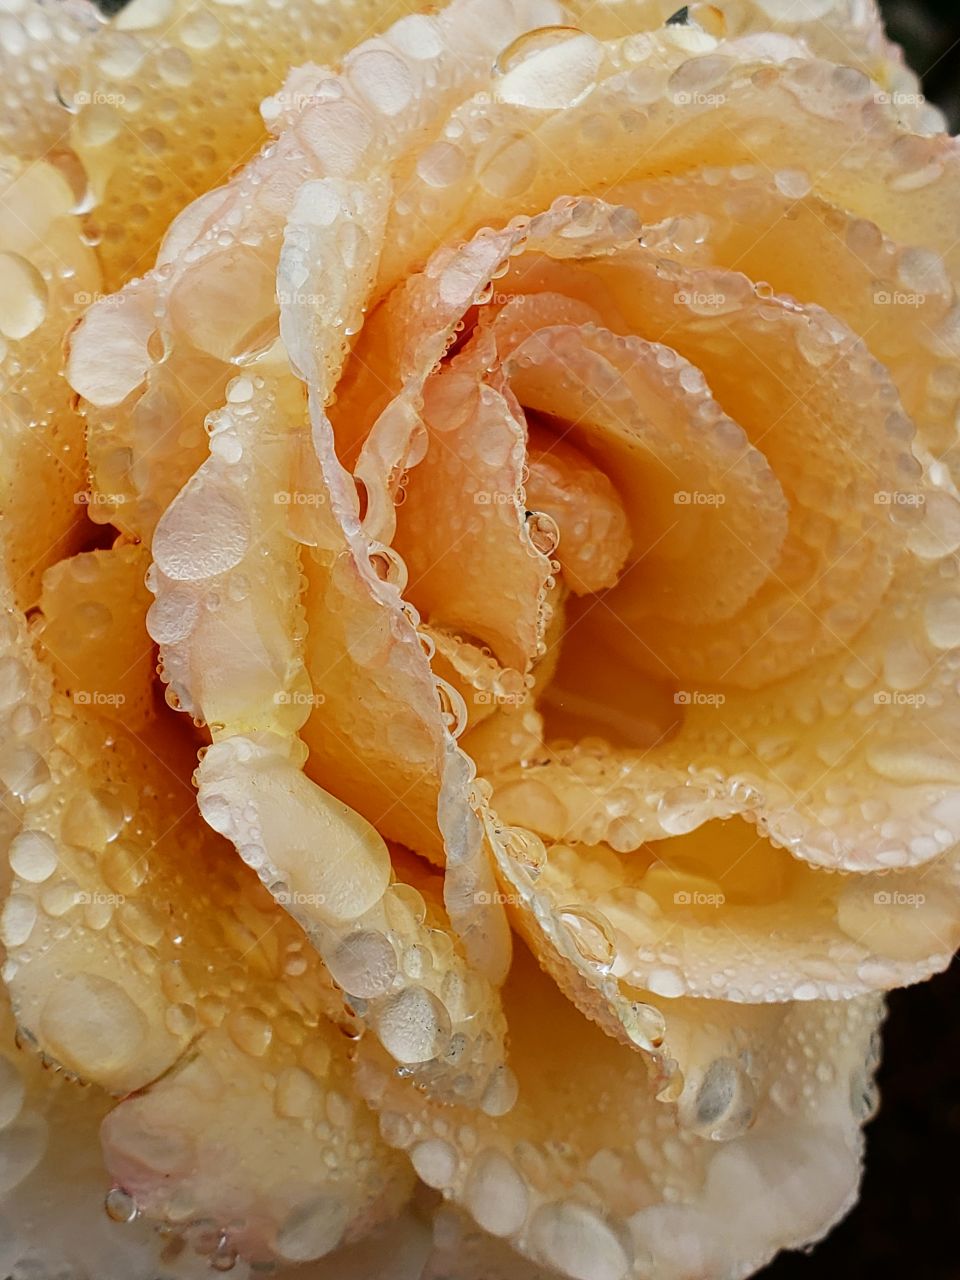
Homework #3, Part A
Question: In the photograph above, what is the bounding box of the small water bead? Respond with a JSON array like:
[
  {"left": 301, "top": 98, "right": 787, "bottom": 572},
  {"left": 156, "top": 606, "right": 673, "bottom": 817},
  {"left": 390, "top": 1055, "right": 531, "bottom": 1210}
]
[
  {"left": 0, "top": 253, "right": 47, "bottom": 340},
  {"left": 410, "top": 1137, "right": 458, "bottom": 1189},
  {"left": 39, "top": 973, "right": 148, "bottom": 1078},
  {"left": 683, "top": 1058, "right": 756, "bottom": 1141},
  {"left": 416, "top": 140, "right": 467, "bottom": 189},
  {"left": 502, "top": 826, "right": 547, "bottom": 876},
  {"left": 61, "top": 788, "right": 126, "bottom": 852},
  {"left": 850, "top": 1067, "right": 880, "bottom": 1121},
  {"left": 480, "top": 1064, "right": 519, "bottom": 1117},
  {"left": 8, "top": 830, "right": 57, "bottom": 884},
  {"left": 464, "top": 1148, "right": 529, "bottom": 1236},
  {"left": 558, "top": 905, "right": 616, "bottom": 969},
  {"left": 105, "top": 1186, "right": 139, "bottom": 1224},
  {"left": 476, "top": 131, "right": 538, "bottom": 199},
  {"left": 1, "top": 895, "right": 37, "bottom": 948},
  {"left": 525, "top": 510, "right": 560, "bottom": 556},
  {"left": 210, "top": 1238, "right": 238, "bottom": 1272},
  {"left": 227, "top": 1007, "right": 272, "bottom": 1057},
  {"left": 529, "top": 1201, "right": 630, "bottom": 1280},
  {"left": 326, "top": 930, "right": 398, "bottom": 998},
  {"left": 367, "top": 544, "right": 408, "bottom": 591},
  {"left": 435, "top": 678, "right": 468, "bottom": 738},
  {"left": 622, "top": 1001, "right": 666, "bottom": 1050},
  {"left": 274, "top": 1195, "right": 351, "bottom": 1263},
  {"left": 154, "top": 484, "right": 250, "bottom": 581},
  {"left": 376, "top": 986, "right": 452, "bottom": 1065}
]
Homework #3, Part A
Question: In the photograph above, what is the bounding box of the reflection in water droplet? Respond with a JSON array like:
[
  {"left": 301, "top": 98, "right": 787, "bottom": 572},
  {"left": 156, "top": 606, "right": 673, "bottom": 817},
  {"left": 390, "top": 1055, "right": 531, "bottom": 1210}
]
[
  {"left": 558, "top": 904, "right": 617, "bottom": 969},
  {"left": 684, "top": 1057, "right": 757, "bottom": 1140},
  {"left": 502, "top": 827, "right": 547, "bottom": 878},
  {"left": 525, "top": 510, "right": 560, "bottom": 556},
  {"left": 435, "top": 678, "right": 468, "bottom": 738},
  {"left": 105, "top": 1186, "right": 139, "bottom": 1223}
]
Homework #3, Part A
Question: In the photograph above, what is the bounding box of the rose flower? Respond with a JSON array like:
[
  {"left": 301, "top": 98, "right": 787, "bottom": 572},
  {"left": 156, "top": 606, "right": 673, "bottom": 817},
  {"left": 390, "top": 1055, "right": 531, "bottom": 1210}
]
[{"left": 0, "top": 0, "right": 958, "bottom": 1276}]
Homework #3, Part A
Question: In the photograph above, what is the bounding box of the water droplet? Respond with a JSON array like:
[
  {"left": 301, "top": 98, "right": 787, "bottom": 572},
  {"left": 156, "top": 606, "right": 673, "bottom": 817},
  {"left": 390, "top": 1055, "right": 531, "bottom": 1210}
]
[
  {"left": 465, "top": 1148, "right": 529, "bottom": 1236},
  {"left": 502, "top": 827, "right": 546, "bottom": 877},
  {"left": 227, "top": 1007, "right": 272, "bottom": 1058},
  {"left": 8, "top": 829, "right": 58, "bottom": 883},
  {"left": 40, "top": 975, "right": 148, "bottom": 1078},
  {"left": 683, "top": 1058, "right": 756, "bottom": 1140},
  {"left": 494, "top": 27, "right": 603, "bottom": 110},
  {"left": 410, "top": 1137, "right": 457, "bottom": 1189},
  {"left": 105, "top": 1186, "right": 139, "bottom": 1223},
  {"left": 326, "top": 930, "right": 398, "bottom": 998},
  {"left": 376, "top": 986, "right": 451, "bottom": 1064},
  {"left": 558, "top": 904, "right": 616, "bottom": 969},
  {"left": 480, "top": 1064, "right": 519, "bottom": 1117},
  {"left": 210, "top": 1236, "right": 238, "bottom": 1271},
  {"left": 435, "top": 678, "right": 468, "bottom": 738},
  {"left": 0, "top": 254, "right": 48, "bottom": 340},
  {"left": 525, "top": 510, "right": 560, "bottom": 556},
  {"left": 529, "top": 1201, "right": 630, "bottom": 1280}
]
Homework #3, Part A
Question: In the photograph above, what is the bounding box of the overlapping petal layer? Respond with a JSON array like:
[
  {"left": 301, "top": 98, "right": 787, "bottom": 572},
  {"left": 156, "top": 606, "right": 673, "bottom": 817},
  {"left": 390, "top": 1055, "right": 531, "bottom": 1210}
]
[{"left": 1, "top": 0, "right": 958, "bottom": 1276}]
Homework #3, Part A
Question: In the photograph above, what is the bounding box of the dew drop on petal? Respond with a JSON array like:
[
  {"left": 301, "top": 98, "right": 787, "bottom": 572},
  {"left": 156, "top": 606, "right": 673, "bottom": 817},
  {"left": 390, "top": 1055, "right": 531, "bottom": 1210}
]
[
  {"left": 558, "top": 905, "right": 616, "bottom": 969},
  {"left": 376, "top": 986, "right": 451, "bottom": 1064},
  {"left": 465, "top": 1148, "right": 529, "bottom": 1236},
  {"left": 683, "top": 1058, "right": 757, "bottom": 1141},
  {"left": 104, "top": 1186, "right": 139, "bottom": 1224},
  {"left": 7, "top": 830, "right": 57, "bottom": 884},
  {"left": 0, "top": 253, "right": 47, "bottom": 340},
  {"left": 494, "top": 27, "right": 603, "bottom": 110}
]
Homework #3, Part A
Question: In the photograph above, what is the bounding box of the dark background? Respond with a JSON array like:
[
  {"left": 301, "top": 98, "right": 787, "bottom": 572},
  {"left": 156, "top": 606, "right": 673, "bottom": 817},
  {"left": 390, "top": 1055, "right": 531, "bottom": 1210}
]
[{"left": 89, "top": 0, "right": 960, "bottom": 1275}]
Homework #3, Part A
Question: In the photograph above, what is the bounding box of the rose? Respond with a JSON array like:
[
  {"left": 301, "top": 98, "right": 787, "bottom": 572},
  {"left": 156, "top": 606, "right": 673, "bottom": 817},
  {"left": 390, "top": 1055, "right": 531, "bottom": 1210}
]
[{"left": 0, "top": 0, "right": 958, "bottom": 1276}]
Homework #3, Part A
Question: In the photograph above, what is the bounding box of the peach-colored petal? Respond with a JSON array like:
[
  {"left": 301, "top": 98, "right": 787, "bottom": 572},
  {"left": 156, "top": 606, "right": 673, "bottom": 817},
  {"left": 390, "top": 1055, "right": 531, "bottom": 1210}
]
[
  {"left": 380, "top": 39, "right": 960, "bottom": 293},
  {"left": 361, "top": 942, "right": 884, "bottom": 1280},
  {"left": 145, "top": 364, "right": 511, "bottom": 1094},
  {"left": 0, "top": 0, "right": 100, "bottom": 159},
  {"left": 610, "top": 168, "right": 960, "bottom": 455},
  {"left": 0, "top": 158, "right": 100, "bottom": 608}
]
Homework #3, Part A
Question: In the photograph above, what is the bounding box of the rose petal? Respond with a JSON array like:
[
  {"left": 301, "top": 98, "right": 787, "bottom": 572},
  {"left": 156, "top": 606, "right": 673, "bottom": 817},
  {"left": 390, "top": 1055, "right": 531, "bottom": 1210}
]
[
  {"left": 360, "top": 942, "right": 884, "bottom": 1280},
  {"left": 0, "top": 158, "right": 100, "bottom": 607},
  {"left": 610, "top": 168, "right": 960, "bottom": 455}
]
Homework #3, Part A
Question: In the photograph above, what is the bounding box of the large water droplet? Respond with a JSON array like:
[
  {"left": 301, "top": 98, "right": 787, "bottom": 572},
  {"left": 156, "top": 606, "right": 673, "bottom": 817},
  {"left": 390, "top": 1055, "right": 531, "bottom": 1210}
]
[
  {"left": 0, "top": 254, "right": 48, "bottom": 340},
  {"left": 494, "top": 28, "right": 603, "bottom": 110},
  {"left": 558, "top": 904, "right": 616, "bottom": 969}
]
